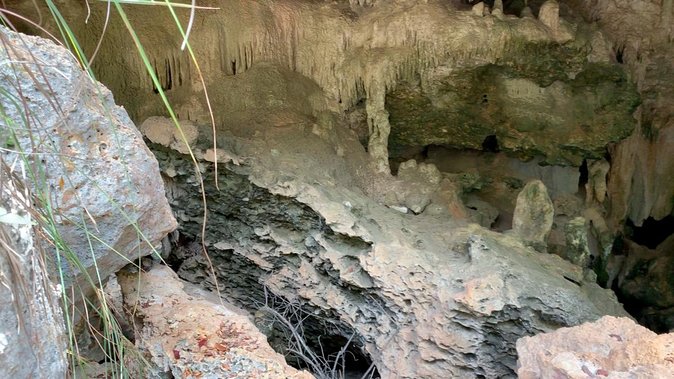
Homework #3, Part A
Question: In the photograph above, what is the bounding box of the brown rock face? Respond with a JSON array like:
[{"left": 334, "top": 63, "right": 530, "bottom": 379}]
[
  {"left": 116, "top": 265, "right": 313, "bottom": 379},
  {"left": 516, "top": 316, "right": 674, "bottom": 379}
]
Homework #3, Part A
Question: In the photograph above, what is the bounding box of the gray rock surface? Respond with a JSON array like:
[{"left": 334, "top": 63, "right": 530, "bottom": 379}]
[
  {"left": 149, "top": 118, "right": 629, "bottom": 378},
  {"left": 0, "top": 26, "right": 177, "bottom": 300},
  {"left": 392, "top": 160, "right": 442, "bottom": 214},
  {"left": 0, "top": 168, "right": 66, "bottom": 378}
]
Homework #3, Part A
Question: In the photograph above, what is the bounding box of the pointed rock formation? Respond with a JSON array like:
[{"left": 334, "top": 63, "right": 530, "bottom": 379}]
[{"left": 512, "top": 180, "right": 555, "bottom": 251}]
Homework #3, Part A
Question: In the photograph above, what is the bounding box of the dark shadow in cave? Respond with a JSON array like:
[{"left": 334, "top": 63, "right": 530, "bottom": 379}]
[
  {"left": 609, "top": 233, "right": 674, "bottom": 333},
  {"left": 614, "top": 45, "right": 625, "bottom": 64},
  {"left": 481, "top": 134, "right": 500, "bottom": 153},
  {"left": 625, "top": 215, "right": 674, "bottom": 249},
  {"left": 611, "top": 279, "right": 673, "bottom": 334},
  {"left": 578, "top": 159, "right": 588, "bottom": 198},
  {"left": 289, "top": 332, "right": 379, "bottom": 379}
]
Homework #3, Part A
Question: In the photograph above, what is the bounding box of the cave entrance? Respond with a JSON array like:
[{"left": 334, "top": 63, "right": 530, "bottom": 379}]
[
  {"left": 481, "top": 134, "right": 500, "bottom": 153},
  {"left": 256, "top": 293, "right": 379, "bottom": 379},
  {"left": 625, "top": 215, "right": 674, "bottom": 249},
  {"left": 169, "top": 236, "right": 379, "bottom": 378}
]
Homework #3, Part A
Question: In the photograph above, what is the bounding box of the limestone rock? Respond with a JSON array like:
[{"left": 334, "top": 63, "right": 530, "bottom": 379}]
[
  {"left": 520, "top": 6, "right": 534, "bottom": 18},
  {"left": 538, "top": 1, "right": 560, "bottom": 32},
  {"left": 472, "top": 1, "right": 484, "bottom": 16},
  {"left": 492, "top": 0, "right": 504, "bottom": 18},
  {"left": 512, "top": 180, "right": 555, "bottom": 250},
  {"left": 140, "top": 116, "right": 199, "bottom": 155},
  {"left": 516, "top": 316, "right": 674, "bottom": 379},
  {"left": 0, "top": 27, "right": 177, "bottom": 298},
  {"left": 366, "top": 83, "right": 392, "bottom": 174},
  {"left": 568, "top": 0, "right": 674, "bottom": 229},
  {"left": 397, "top": 159, "right": 442, "bottom": 185},
  {"left": 387, "top": 63, "right": 639, "bottom": 167},
  {"left": 158, "top": 139, "right": 629, "bottom": 378},
  {"left": 465, "top": 197, "right": 499, "bottom": 228},
  {"left": 392, "top": 160, "right": 443, "bottom": 214},
  {"left": 608, "top": 127, "right": 674, "bottom": 228},
  {"left": 585, "top": 159, "right": 610, "bottom": 205},
  {"left": 116, "top": 265, "right": 313, "bottom": 379},
  {"left": 0, "top": 169, "right": 66, "bottom": 378},
  {"left": 428, "top": 177, "right": 471, "bottom": 219},
  {"left": 564, "top": 217, "right": 591, "bottom": 267}
]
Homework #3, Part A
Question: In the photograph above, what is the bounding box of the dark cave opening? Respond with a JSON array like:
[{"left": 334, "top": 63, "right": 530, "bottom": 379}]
[
  {"left": 614, "top": 45, "right": 625, "bottom": 64},
  {"left": 612, "top": 280, "right": 674, "bottom": 334},
  {"left": 168, "top": 235, "right": 379, "bottom": 378},
  {"left": 251, "top": 292, "right": 380, "bottom": 379},
  {"left": 625, "top": 215, "right": 674, "bottom": 249},
  {"left": 481, "top": 134, "right": 500, "bottom": 153},
  {"left": 285, "top": 330, "right": 379, "bottom": 379},
  {"left": 578, "top": 159, "right": 589, "bottom": 197},
  {"left": 609, "top": 232, "right": 674, "bottom": 334}
]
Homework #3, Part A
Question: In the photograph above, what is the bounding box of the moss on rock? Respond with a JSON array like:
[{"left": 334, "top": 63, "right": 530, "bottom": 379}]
[{"left": 387, "top": 44, "right": 640, "bottom": 166}]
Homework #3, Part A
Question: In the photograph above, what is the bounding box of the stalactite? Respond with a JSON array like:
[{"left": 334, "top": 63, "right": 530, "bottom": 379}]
[
  {"left": 117, "top": 0, "right": 567, "bottom": 165},
  {"left": 663, "top": 0, "right": 673, "bottom": 37},
  {"left": 365, "top": 81, "right": 391, "bottom": 174}
]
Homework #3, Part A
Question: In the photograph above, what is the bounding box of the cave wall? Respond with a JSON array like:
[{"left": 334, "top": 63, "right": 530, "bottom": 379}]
[
  {"left": 146, "top": 124, "right": 628, "bottom": 378},
  {"left": 386, "top": 60, "right": 639, "bottom": 165},
  {"left": 10, "top": 0, "right": 633, "bottom": 173},
  {"left": 5, "top": 0, "right": 674, "bottom": 374},
  {"left": 8, "top": 0, "right": 670, "bottom": 231},
  {"left": 566, "top": 0, "right": 674, "bottom": 228}
]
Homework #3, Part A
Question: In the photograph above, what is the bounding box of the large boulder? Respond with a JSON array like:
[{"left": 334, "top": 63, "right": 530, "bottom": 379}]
[
  {"left": 516, "top": 316, "right": 674, "bottom": 378},
  {"left": 0, "top": 26, "right": 177, "bottom": 298},
  {"left": 116, "top": 265, "right": 313, "bottom": 379}
]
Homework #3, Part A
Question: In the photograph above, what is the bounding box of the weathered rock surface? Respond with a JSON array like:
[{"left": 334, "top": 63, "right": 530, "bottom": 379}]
[
  {"left": 4, "top": 1, "right": 665, "bottom": 377},
  {"left": 564, "top": 217, "right": 591, "bottom": 267},
  {"left": 516, "top": 316, "right": 674, "bottom": 379},
  {"left": 565, "top": 0, "right": 674, "bottom": 228},
  {"left": 0, "top": 168, "right": 66, "bottom": 378},
  {"left": 538, "top": 0, "right": 560, "bottom": 35},
  {"left": 116, "top": 265, "right": 312, "bottom": 379},
  {"left": 0, "top": 26, "right": 177, "bottom": 297},
  {"left": 511, "top": 180, "right": 554, "bottom": 250},
  {"left": 9, "top": 0, "right": 641, "bottom": 174},
  {"left": 388, "top": 159, "right": 442, "bottom": 214},
  {"left": 387, "top": 56, "right": 639, "bottom": 167},
  {"left": 148, "top": 113, "right": 629, "bottom": 378}
]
